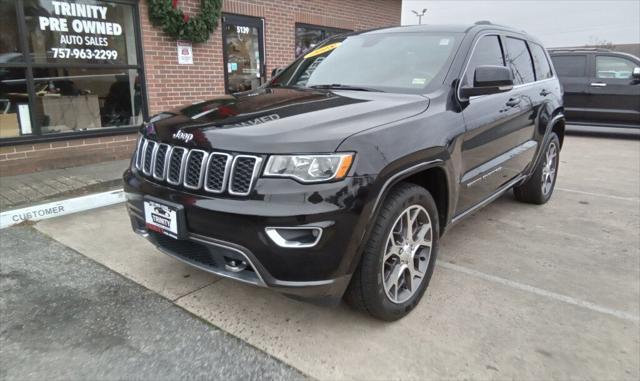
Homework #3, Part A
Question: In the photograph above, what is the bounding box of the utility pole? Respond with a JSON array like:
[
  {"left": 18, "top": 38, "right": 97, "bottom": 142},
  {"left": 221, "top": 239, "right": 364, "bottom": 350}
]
[{"left": 412, "top": 8, "right": 427, "bottom": 24}]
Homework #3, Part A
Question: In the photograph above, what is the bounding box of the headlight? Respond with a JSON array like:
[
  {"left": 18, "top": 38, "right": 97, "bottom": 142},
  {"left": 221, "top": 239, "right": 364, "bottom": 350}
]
[{"left": 263, "top": 153, "right": 354, "bottom": 182}]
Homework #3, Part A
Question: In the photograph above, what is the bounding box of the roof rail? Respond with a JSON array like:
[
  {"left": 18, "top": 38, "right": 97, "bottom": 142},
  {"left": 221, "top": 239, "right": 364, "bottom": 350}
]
[
  {"left": 472, "top": 20, "right": 527, "bottom": 34},
  {"left": 548, "top": 47, "right": 612, "bottom": 52}
]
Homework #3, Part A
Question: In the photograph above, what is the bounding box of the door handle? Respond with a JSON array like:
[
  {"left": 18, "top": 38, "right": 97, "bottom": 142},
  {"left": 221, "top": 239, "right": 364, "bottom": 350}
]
[
  {"left": 540, "top": 89, "right": 551, "bottom": 96},
  {"left": 505, "top": 98, "right": 521, "bottom": 107},
  {"left": 590, "top": 82, "right": 607, "bottom": 87}
]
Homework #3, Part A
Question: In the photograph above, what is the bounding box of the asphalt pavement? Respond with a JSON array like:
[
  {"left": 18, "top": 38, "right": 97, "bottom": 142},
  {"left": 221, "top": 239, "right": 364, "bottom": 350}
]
[{"left": 0, "top": 226, "right": 305, "bottom": 381}]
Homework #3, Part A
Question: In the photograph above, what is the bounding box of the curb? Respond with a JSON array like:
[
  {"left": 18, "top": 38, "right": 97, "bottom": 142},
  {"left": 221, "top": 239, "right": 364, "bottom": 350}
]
[{"left": 0, "top": 189, "right": 126, "bottom": 229}]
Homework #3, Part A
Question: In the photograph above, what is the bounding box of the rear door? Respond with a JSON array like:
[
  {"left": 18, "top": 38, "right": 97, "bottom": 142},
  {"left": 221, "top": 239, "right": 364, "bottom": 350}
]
[
  {"left": 587, "top": 54, "right": 640, "bottom": 126},
  {"left": 549, "top": 54, "right": 591, "bottom": 123},
  {"left": 457, "top": 34, "right": 536, "bottom": 214}
]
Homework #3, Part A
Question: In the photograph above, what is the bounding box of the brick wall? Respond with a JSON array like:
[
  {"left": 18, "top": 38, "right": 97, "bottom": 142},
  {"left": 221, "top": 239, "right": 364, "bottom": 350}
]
[
  {"left": 0, "top": 135, "right": 138, "bottom": 176},
  {"left": 141, "top": 0, "right": 401, "bottom": 114},
  {"left": 0, "top": 0, "right": 400, "bottom": 176}
]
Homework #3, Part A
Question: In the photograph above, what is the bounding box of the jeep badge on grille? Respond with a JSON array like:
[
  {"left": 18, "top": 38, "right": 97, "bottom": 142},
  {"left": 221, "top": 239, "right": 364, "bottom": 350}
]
[{"left": 173, "top": 130, "right": 194, "bottom": 143}]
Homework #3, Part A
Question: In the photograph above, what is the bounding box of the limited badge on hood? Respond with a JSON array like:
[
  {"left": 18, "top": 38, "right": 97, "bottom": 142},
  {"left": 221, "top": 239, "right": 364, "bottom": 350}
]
[{"left": 172, "top": 130, "right": 194, "bottom": 143}]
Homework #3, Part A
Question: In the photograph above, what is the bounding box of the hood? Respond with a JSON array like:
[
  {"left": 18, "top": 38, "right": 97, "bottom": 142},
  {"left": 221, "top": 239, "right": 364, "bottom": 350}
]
[{"left": 144, "top": 87, "right": 429, "bottom": 153}]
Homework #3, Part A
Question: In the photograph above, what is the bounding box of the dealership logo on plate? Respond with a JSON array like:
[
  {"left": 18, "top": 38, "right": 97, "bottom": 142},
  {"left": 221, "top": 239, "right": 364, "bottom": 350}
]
[{"left": 172, "top": 130, "right": 194, "bottom": 143}]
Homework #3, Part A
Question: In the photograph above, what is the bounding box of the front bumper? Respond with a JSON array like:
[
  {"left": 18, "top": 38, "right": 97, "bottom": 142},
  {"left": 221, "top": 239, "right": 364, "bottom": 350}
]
[{"left": 124, "top": 169, "right": 374, "bottom": 304}]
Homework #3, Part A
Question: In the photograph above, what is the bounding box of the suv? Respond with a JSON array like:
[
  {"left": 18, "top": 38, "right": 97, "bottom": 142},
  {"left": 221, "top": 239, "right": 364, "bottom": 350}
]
[
  {"left": 124, "top": 22, "right": 565, "bottom": 320},
  {"left": 549, "top": 48, "right": 640, "bottom": 128}
]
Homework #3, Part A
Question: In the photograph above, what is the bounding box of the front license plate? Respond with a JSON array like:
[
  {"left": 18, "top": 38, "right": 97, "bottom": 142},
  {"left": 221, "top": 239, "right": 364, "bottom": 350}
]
[{"left": 144, "top": 200, "right": 180, "bottom": 239}]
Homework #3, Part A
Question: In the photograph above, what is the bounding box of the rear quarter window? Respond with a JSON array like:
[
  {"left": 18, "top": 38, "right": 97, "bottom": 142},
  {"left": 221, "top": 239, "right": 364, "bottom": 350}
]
[
  {"left": 550, "top": 55, "right": 587, "bottom": 77},
  {"left": 505, "top": 37, "right": 535, "bottom": 84},
  {"left": 529, "top": 43, "right": 553, "bottom": 80}
]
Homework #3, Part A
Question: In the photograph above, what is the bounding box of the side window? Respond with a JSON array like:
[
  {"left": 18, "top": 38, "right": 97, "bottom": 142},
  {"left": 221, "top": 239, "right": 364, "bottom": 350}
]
[
  {"left": 504, "top": 37, "right": 535, "bottom": 84},
  {"left": 550, "top": 55, "right": 587, "bottom": 77},
  {"left": 464, "top": 35, "right": 505, "bottom": 87},
  {"left": 529, "top": 43, "right": 553, "bottom": 80},
  {"left": 596, "top": 56, "right": 637, "bottom": 79}
]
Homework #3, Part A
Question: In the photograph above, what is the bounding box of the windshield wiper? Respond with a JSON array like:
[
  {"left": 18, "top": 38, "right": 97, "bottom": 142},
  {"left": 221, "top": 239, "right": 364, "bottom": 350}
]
[{"left": 309, "top": 84, "right": 384, "bottom": 92}]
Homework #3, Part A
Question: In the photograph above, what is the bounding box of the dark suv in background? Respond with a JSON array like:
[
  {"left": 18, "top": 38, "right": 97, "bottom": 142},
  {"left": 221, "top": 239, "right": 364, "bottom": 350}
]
[
  {"left": 549, "top": 48, "right": 640, "bottom": 128},
  {"left": 124, "top": 22, "right": 565, "bottom": 320}
]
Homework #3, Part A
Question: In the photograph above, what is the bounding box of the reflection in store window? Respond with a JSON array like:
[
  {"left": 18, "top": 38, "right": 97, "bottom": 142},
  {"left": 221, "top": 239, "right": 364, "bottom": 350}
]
[
  {"left": 0, "top": 68, "right": 29, "bottom": 138},
  {"left": 1, "top": 0, "right": 146, "bottom": 140},
  {"left": 0, "top": 0, "right": 24, "bottom": 64},
  {"left": 224, "top": 23, "right": 261, "bottom": 93},
  {"left": 31, "top": 68, "right": 142, "bottom": 134},
  {"left": 295, "top": 24, "right": 351, "bottom": 57}
]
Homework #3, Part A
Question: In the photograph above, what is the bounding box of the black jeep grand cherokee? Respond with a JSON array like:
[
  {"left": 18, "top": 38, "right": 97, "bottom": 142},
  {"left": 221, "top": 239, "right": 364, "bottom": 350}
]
[{"left": 124, "top": 22, "right": 565, "bottom": 321}]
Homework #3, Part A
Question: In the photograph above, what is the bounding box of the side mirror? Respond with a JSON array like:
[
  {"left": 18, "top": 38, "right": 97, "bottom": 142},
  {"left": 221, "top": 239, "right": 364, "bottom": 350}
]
[
  {"left": 461, "top": 65, "right": 514, "bottom": 98},
  {"left": 271, "top": 67, "right": 284, "bottom": 78},
  {"left": 632, "top": 67, "right": 640, "bottom": 79}
]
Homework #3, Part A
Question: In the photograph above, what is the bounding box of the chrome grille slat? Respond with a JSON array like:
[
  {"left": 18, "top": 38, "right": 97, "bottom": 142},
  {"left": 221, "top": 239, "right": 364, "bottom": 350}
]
[
  {"left": 152, "top": 143, "right": 171, "bottom": 180},
  {"left": 135, "top": 137, "right": 146, "bottom": 170},
  {"left": 166, "top": 147, "right": 188, "bottom": 185},
  {"left": 183, "top": 149, "right": 208, "bottom": 189},
  {"left": 134, "top": 137, "right": 261, "bottom": 196},
  {"left": 142, "top": 140, "right": 157, "bottom": 176},
  {"left": 229, "top": 155, "right": 262, "bottom": 196},
  {"left": 204, "top": 153, "right": 232, "bottom": 193}
]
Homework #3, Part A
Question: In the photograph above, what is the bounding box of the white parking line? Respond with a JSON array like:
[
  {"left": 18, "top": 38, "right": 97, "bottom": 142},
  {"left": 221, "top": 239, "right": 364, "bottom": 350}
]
[
  {"left": 437, "top": 261, "right": 640, "bottom": 323},
  {"left": 556, "top": 187, "right": 640, "bottom": 202}
]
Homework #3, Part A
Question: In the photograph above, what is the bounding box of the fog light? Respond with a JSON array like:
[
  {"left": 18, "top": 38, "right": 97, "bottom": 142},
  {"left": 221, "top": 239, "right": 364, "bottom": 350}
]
[{"left": 265, "top": 227, "right": 323, "bottom": 248}]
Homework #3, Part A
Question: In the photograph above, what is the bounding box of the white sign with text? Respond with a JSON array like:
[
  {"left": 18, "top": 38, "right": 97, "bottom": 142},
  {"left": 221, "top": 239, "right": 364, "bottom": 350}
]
[
  {"left": 177, "top": 41, "right": 193, "bottom": 65},
  {"left": 37, "top": 0, "right": 123, "bottom": 62}
]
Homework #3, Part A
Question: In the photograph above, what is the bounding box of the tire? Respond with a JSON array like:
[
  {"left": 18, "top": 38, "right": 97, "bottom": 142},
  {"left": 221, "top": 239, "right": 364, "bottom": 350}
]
[
  {"left": 344, "top": 183, "right": 439, "bottom": 321},
  {"left": 514, "top": 133, "right": 560, "bottom": 205}
]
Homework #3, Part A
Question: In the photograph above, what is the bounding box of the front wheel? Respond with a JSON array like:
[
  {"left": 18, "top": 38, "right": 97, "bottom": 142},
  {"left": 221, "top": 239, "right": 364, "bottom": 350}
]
[
  {"left": 344, "top": 183, "right": 439, "bottom": 321},
  {"left": 514, "top": 133, "right": 560, "bottom": 204}
]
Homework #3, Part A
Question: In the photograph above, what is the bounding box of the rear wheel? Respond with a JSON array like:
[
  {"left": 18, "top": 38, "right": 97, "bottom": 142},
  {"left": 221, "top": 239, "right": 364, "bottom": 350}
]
[
  {"left": 344, "top": 183, "right": 439, "bottom": 321},
  {"left": 514, "top": 133, "right": 560, "bottom": 204}
]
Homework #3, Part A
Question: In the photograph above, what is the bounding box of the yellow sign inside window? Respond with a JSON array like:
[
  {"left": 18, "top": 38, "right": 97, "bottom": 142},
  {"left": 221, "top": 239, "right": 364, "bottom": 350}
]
[{"left": 304, "top": 42, "right": 342, "bottom": 59}]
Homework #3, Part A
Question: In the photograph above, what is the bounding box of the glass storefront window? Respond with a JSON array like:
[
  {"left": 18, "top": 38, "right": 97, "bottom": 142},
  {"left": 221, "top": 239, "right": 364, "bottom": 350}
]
[
  {"left": 1, "top": 0, "right": 145, "bottom": 142},
  {"left": 0, "top": 68, "right": 29, "bottom": 138},
  {"left": 295, "top": 24, "right": 351, "bottom": 57},
  {"left": 0, "top": 0, "right": 24, "bottom": 63},
  {"left": 31, "top": 68, "right": 142, "bottom": 133},
  {"left": 23, "top": 0, "right": 138, "bottom": 65}
]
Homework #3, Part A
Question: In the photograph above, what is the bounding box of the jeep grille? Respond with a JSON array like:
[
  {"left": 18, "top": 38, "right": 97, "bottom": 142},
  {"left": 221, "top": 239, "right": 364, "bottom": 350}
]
[{"left": 135, "top": 137, "right": 262, "bottom": 196}]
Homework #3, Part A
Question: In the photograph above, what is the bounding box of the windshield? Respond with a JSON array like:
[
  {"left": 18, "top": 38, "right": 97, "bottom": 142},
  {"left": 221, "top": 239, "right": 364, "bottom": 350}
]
[{"left": 270, "top": 32, "right": 461, "bottom": 93}]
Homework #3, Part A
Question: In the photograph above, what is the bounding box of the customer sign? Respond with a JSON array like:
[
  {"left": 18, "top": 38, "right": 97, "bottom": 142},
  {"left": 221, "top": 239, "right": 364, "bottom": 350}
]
[{"left": 35, "top": 0, "right": 128, "bottom": 63}]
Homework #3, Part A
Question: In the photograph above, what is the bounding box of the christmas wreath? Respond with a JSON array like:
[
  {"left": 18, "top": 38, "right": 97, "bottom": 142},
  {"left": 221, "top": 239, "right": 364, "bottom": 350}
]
[{"left": 148, "top": 0, "right": 223, "bottom": 43}]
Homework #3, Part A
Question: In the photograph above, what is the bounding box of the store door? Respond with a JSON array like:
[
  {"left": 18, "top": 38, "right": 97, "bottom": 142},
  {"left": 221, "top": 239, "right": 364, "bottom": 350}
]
[{"left": 222, "top": 14, "right": 265, "bottom": 93}]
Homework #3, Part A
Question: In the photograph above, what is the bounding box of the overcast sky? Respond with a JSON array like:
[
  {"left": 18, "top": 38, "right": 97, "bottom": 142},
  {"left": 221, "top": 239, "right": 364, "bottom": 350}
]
[{"left": 401, "top": 0, "right": 640, "bottom": 47}]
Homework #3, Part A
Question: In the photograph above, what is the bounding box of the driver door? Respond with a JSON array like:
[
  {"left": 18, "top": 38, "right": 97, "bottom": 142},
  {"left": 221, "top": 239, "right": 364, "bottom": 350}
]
[{"left": 457, "top": 35, "right": 535, "bottom": 214}]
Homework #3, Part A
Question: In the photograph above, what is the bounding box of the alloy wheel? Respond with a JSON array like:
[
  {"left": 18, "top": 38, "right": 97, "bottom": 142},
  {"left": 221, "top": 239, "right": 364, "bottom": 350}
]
[
  {"left": 541, "top": 142, "right": 558, "bottom": 196},
  {"left": 382, "top": 205, "right": 433, "bottom": 304}
]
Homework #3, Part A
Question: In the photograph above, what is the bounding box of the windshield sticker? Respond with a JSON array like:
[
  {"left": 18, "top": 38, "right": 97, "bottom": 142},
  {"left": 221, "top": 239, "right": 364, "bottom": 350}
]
[
  {"left": 439, "top": 38, "right": 450, "bottom": 46},
  {"left": 412, "top": 78, "right": 426, "bottom": 85},
  {"left": 304, "top": 42, "right": 342, "bottom": 59}
]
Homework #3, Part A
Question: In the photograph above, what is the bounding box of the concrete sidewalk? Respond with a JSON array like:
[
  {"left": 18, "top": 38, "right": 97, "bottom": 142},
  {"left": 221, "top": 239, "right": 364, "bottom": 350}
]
[
  {"left": 0, "top": 159, "right": 128, "bottom": 211},
  {"left": 0, "top": 226, "right": 305, "bottom": 381}
]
